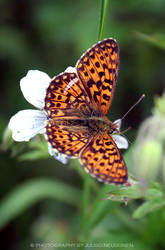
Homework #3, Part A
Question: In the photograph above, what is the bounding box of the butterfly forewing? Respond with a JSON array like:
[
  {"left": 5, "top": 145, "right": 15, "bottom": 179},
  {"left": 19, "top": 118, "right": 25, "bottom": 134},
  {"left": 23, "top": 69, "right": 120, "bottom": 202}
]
[
  {"left": 44, "top": 72, "right": 92, "bottom": 118},
  {"left": 76, "top": 38, "right": 119, "bottom": 116}
]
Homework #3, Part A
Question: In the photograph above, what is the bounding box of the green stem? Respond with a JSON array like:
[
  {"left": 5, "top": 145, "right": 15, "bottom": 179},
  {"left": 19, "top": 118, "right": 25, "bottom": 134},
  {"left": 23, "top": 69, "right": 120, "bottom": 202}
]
[
  {"left": 98, "top": 0, "right": 109, "bottom": 40},
  {"left": 81, "top": 177, "right": 90, "bottom": 219},
  {"left": 115, "top": 208, "right": 142, "bottom": 234},
  {"left": 80, "top": 176, "right": 91, "bottom": 241}
]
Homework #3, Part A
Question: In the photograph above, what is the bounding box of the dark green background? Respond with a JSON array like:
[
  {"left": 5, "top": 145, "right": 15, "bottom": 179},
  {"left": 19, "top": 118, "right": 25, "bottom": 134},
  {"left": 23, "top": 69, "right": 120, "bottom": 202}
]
[{"left": 0, "top": 1, "right": 165, "bottom": 249}]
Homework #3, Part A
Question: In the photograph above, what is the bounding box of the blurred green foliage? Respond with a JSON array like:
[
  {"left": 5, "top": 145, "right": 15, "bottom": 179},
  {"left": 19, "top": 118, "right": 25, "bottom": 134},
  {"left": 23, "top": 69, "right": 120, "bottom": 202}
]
[{"left": 0, "top": 0, "right": 165, "bottom": 249}]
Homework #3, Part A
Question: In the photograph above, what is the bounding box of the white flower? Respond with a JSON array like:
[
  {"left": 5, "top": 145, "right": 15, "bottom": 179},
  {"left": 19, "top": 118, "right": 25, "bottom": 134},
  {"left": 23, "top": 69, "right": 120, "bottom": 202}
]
[
  {"left": 8, "top": 69, "right": 128, "bottom": 164},
  {"left": 112, "top": 119, "right": 128, "bottom": 149},
  {"left": 8, "top": 109, "right": 46, "bottom": 142},
  {"left": 8, "top": 69, "right": 71, "bottom": 164},
  {"left": 8, "top": 70, "right": 50, "bottom": 142},
  {"left": 20, "top": 70, "right": 51, "bottom": 109},
  {"left": 64, "top": 66, "right": 77, "bottom": 73},
  {"left": 112, "top": 134, "right": 128, "bottom": 149},
  {"left": 48, "top": 144, "right": 69, "bottom": 164}
]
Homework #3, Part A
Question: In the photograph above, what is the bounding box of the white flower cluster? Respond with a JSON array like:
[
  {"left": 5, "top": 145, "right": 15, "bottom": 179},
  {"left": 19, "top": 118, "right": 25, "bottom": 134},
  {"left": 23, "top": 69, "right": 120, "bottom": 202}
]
[{"left": 8, "top": 69, "right": 128, "bottom": 163}]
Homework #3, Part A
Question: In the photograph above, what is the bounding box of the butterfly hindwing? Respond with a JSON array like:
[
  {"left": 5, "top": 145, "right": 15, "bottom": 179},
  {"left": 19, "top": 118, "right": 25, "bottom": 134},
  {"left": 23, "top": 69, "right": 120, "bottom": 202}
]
[
  {"left": 80, "top": 132, "right": 127, "bottom": 184},
  {"left": 46, "top": 120, "right": 94, "bottom": 157}
]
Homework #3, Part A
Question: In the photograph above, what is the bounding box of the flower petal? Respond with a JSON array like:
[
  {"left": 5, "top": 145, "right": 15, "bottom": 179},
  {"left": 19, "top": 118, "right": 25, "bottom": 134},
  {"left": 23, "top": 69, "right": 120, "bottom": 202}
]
[
  {"left": 112, "top": 135, "right": 128, "bottom": 149},
  {"left": 48, "top": 144, "right": 69, "bottom": 164},
  {"left": 8, "top": 110, "right": 46, "bottom": 141},
  {"left": 113, "top": 119, "right": 122, "bottom": 130},
  {"left": 64, "top": 66, "right": 76, "bottom": 73},
  {"left": 20, "top": 70, "right": 51, "bottom": 109}
]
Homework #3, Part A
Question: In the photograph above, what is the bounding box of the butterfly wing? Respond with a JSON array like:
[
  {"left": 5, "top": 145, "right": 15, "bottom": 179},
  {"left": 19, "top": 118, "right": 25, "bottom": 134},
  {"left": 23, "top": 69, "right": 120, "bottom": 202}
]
[
  {"left": 76, "top": 38, "right": 119, "bottom": 116},
  {"left": 80, "top": 132, "right": 127, "bottom": 184},
  {"left": 44, "top": 72, "right": 92, "bottom": 119},
  {"left": 44, "top": 71, "right": 98, "bottom": 158},
  {"left": 46, "top": 121, "right": 95, "bottom": 158},
  {"left": 45, "top": 38, "right": 119, "bottom": 118}
]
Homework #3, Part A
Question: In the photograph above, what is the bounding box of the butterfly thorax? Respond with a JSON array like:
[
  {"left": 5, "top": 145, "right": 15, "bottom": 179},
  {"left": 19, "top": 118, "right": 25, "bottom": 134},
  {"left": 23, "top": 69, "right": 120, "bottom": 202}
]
[
  {"left": 86, "top": 116, "right": 117, "bottom": 133},
  {"left": 48, "top": 116, "right": 119, "bottom": 134}
]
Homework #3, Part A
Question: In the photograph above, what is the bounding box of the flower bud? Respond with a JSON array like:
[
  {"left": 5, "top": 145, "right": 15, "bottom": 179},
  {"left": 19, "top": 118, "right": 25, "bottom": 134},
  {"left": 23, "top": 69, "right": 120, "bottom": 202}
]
[
  {"left": 162, "top": 156, "right": 165, "bottom": 184},
  {"left": 1, "top": 126, "right": 13, "bottom": 150},
  {"left": 132, "top": 140, "right": 162, "bottom": 184},
  {"left": 154, "top": 92, "right": 165, "bottom": 117}
]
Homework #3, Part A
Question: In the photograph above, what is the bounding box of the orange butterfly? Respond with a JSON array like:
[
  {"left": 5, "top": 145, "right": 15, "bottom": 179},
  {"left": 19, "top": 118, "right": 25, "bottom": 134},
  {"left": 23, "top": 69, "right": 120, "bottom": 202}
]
[{"left": 44, "top": 38, "right": 128, "bottom": 184}]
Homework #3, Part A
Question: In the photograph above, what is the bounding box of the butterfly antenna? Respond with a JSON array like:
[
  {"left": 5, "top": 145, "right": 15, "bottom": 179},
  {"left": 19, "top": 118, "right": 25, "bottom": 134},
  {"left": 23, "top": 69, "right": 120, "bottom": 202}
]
[
  {"left": 119, "top": 130, "right": 132, "bottom": 146},
  {"left": 121, "top": 94, "right": 145, "bottom": 121}
]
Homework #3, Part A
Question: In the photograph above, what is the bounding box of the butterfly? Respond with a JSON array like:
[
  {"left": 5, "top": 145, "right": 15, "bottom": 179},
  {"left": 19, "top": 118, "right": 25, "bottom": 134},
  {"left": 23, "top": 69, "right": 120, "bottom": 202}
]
[{"left": 44, "top": 38, "right": 128, "bottom": 184}]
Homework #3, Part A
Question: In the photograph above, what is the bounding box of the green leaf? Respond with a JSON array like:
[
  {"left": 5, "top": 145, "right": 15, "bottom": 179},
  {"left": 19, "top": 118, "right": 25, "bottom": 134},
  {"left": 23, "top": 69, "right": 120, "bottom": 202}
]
[
  {"left": 146, "top": 184, "right": 164, "bottom": 199},
  {"left": 18, "top": 149, "right": 49, "bottom": 161},
  {"left": 0, "top": 178, "right": 81, "bottom": 229},
  {"left": 135, "top": 31, "right": 165, "bottom": 50},
  {"left": 18, "top": 136, "right": 50, "bottom": 161},
  {"left": 106, "top": 185, "right": 142, "bottom": 200},
  {"left": 133, "top": 198, "right": 165, "bottom": 219},
  {"left": 106, "top": 181, "right": 164, "bottom": 201}
]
